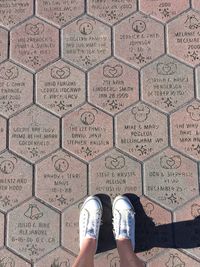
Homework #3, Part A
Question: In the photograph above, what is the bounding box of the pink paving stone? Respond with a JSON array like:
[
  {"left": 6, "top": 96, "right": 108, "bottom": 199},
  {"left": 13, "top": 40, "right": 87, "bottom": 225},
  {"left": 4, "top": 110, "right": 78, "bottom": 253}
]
[
  {"left": 137, "top": 196, "right": 172, "bottom": 262},
  {"left": 0, "top": 248, "right": 30, "bottom": 267},
  {"left": 35, "top": 149, "right": 87, "bottom": 211},
  {"left": 0, "top": 0, "right": 33, "bottom": 29},
  {"left": 0, "top": 28, "right": 8, "bottom": 64},
  {"left": 0, "top": 116, "right": 6, "bottom": 152},
  {"left": 36, "top": 60, "right": 86, "bottom": 117},
  {"left": 94, "top": 249, "right": 120, "bottom": 267},
  {"left": 62, "top": 103, "right": 113, "bottom": 161},
  {"left": 114, "top": 12, "right": 165, "bottom": 69},
  {"left": 89, "top": 149, "right": 142, "bottom": 200},
  {"left": 193, "top": 0, "right": 200, "bottom": 10},
  {"left": 174, "top": 196, "right": 200, "bottom": 260},
  {"left": 62, "top": 16, "right": 111, "bottom": 70},
  {"left": 141, "top": 55, "right": 194, "bottom": 113},
  {"left": 167, "top": 10, "right": 200, "bottom": 67},
  {"left": 87, "top": 0, "right": 137, "bottom": 25},
  {"left": 88, "top": 57, "right": 139, "bottom": 115},
  {"left": 0, "top": 61, "right": 33, "bottom": 118},
  {"left": 10, "top": 17, "right": 59, "bottom": 72},
  {"left": 147, "top": 249, "right": 200, "bottom": 267},
  {"left": 139, "top": 0, "right": 190, "bottom": 23},
  {"left": 35, "top": 247, "right": 75, "bottom": 267},
  {"left": 62, "top": 198, "right": 85, "bottom": 254},
  {"left": 0, "top": 150, "right": 33, "bottom": 212},
  {"left": 171, "top": 100, "right": 200, "bottom": 161},
  {"left": 7, "top": 198, "right": 60, "bottom": 262},
  {"left": 9, "top": 105, "right": 59, "bottom": 163},
  {"left": 115, "top": 102, "right": 168, "bottom": 160},
  {"left": 144, "top": 148, "right": 199, "bottom": 210},
  {"left": 36, "top": 0, "right": 85, "bottom": 28},
  {"left": 0, "top": 212, "right": 4, "bottom": 247}
]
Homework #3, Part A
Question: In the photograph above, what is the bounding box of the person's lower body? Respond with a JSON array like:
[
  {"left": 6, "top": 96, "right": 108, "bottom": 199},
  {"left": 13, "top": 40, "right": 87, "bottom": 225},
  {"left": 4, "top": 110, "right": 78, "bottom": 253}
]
[{"left": 72, "top": 195, "right": 144, "bottom": 267}]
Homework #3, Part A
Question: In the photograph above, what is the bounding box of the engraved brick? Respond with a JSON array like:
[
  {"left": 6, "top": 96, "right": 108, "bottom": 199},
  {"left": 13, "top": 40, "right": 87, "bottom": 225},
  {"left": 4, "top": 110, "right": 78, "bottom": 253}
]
[
  {"left": 62, "top": 199, "right": 85, "bottom": 254},
  {"left": 62, "top": 103, "right": 113, "bottom": 161},
  {"left": 62, "top": 16, "right": 111, "bottom": 70},
  {"left": 0, "top": 28, "right": 8, "bottom": 64},
  {"left": 115, "top": 102, "right": 168, "bottom": 160},
  {"left": 9, "top": 105, "right": 60, "bottom": 163},
  {"left": 10, "top": 17, "right": 59, "bottom": 72},
  {"left": 36, "top": 60, "right": 86, "bottom": 117},
  {"left": 0, "top": 61, "right": 33, "bottom": 118},
  {"left": 0, "top": 150, "right": 33, "bottom": 212},
  {"left": 171, "top": 100, "right": 200, "bottom": 160},
  {"left": 35, "top": 247, "right": 75, "bottom": 267},
  {"left": 0, "top": 248, "right": 30, "bottom": 267},
  {"left": 0, "top": 0, "right": 33, "bottom": 29},
  {"left": 147, "top": 249, "right": 200, "bottom": 267},
  {"left": 35, "top": 149, "right": 87, "bottom": 211},
  {"left": 7, "top": 198, "right": 60, "bottom": 262},
  {"left": 141, "top": 55, "right": 194, "bottom": 113},
  {"left": 0, "top": 116, "right": 6, "bottom": 152},
  {"left": 139, "top": 0, "right": 190, "bottom": 23},
  {"left": 137, "top": 197, "right": 172, "bottom": 262},
  {"left": 0, "top": 212, "right": 4, "bottom": 247},
  {"left": 114, "top": 13, "right": 165, "bottom": 69},
  {"left": 87, "top": 0, "right": 137, "bottom": 25},
  {"left": 36, "top": 0, "right": 84, "bottom": 28},
  {"left": 89, "top": 149, "right": 142, "bottom": 199},
  {"left": 144, "top": 148, "right": 199, "bottom": 210},
  {"left": 88, "top": 58, "right": 139, "bottom": 114},
  {"left": 167, "top": 10, "right": 200, "bottom": 66}
]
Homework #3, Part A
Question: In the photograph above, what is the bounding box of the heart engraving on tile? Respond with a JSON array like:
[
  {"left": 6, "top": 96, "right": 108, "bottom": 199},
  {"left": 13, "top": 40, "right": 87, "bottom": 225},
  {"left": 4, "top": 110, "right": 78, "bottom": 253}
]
[
  {"left": 0, "top": 66, "right": 19, "bottom": 80},
  {"left": 157, "top": 63, "right": 177, "bottom": 75},
  {"left": 51, "top": 66, "right": 71, "bottom": 79},
  {"left": 105, "top": 156, "right": 125, "bottom": 169},
  {"left": 160, "top": 155, "right": 181, "bottom": 169},
  {"left": 103, "top": 64, "right": 123, "bottom": 78},
  {"left": 25, "top": 23, "right": 44, "bottom": 35}
]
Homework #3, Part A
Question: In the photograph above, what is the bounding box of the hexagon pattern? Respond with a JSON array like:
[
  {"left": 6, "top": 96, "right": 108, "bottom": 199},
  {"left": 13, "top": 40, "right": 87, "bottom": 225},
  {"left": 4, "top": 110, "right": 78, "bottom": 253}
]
[{"left": 0, "top": 1, "right": 200, "bottom": 266}]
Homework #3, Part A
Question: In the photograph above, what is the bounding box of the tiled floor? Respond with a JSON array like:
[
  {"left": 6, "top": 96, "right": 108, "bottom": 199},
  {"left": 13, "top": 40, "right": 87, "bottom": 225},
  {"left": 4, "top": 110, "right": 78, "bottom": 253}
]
[{"left": 0, "top": 0, "right": 200, "bottom": 266}]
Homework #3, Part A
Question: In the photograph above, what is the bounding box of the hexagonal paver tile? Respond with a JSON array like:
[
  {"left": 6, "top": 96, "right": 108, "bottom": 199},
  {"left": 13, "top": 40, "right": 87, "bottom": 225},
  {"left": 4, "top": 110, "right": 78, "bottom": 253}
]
[
  {"left": 88, "top": 58, "right": 139, "bottom": 114},
  {"left": 136, "top": 197, "right": 172, "bottom": 262},
  {"left": 62, "top": 198, "right": 84, "bottom": 254},
  {"left": 0, "top": 28, "right": 8, "bottom": 64},
  {"left": 141, "top": 55, "right": 194, "bottom": 113},
  {"left": 9, "top": 105, "right": 59, "bottom": 163},
  {"left": 36, "top": 60, "right": 86, "bottom": 117},
  {"left": 36, "top": 0, "right": 85, "bottom": 28},
  {"left": 0, "top": 150, "right": 33, "bottom": 212},
  {"left": 171, "top": 100, "right": 200, "bottom": 160},
  {"left": 144, "top": 148, "right": 199, "bottom": 210},
  {"left": 62, "top": 103, "right": 113, "bottom": 161},
  {"left": 0, "top": 212, "right": 4, "bottom": 247},
  {"left": 167, "top": 10, "right": 200, "bottom": 67},
  {"left": 0, "top": 61, "right": 33, "bottom": 118},
  {"left": 95, "top": 250, "right": 120, "bottom": 267},
  {"left": 0, "top": 0, "right": 33, "bottom": 29},
  {"left": 174, "top": 196, "right": 200, "bottom": 260},
  {"left": 35, "top": 247, "right": 75, "bottom": 267},
  {"left": 193, "top": 0, "right": 200, "bottom": 10},
  {"left": 147, "top": 249, "right": 200, "bottom": 267},
  {"left": 115, "top": 102, "right": 168, "bottom": 160},
  {"left": 139, "top": 0, "right": 190, "bottom": 23},
  {"left": 114, "top": 13, "right": 164, "bottom": 69},
  {"left": 35, "top": 149, "right": 87, "bottom": 211},
  {"left": 7, "top": 198, "right": 60, "bottom": 262},
  {"left": 10, "top": 17, "right": 59, "bottom": 72},
  {"left": 62, "top": 16, "right": 111, "bottom": 70},
  {"left": 89, "top": 149, "right": 142, "bottom": 199},
  {"left": 0, "top": 248, "right": 30, "bottom": 267},
  {"left": 0, "top": 116, "right": 6, "bottom": 152},
  {"left": 87, "top": 0, "right": 137, "bottom": 25}
]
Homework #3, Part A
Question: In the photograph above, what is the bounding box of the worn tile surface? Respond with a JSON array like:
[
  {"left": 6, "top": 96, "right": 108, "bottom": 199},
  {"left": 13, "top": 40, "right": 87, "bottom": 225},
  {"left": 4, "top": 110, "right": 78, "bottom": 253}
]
[{"left": 0, "top": 0, "right": 200, "bottom": 266}]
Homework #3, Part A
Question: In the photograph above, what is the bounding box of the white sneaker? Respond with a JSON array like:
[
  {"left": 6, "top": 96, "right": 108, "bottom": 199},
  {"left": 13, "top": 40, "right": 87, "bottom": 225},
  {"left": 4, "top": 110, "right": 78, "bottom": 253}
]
[
  {"left": 112, "top": 195, "right": 136, "bottom": 250},
  {"left": 79, "top": 196, "right": 103, "bottom": 251}
]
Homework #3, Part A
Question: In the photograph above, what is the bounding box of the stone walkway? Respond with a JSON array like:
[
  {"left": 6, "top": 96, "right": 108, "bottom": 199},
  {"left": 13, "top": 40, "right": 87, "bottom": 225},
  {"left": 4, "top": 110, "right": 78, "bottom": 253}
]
[{"left": 0, "top": 0, "right": 200, "bottom": 266}]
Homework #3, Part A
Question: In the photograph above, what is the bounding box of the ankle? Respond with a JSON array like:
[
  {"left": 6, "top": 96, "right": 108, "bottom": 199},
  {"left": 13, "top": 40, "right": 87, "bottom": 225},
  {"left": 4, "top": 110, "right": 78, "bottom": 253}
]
[{"left": 80, "top": 237, "right": 97, "bottom": 255}]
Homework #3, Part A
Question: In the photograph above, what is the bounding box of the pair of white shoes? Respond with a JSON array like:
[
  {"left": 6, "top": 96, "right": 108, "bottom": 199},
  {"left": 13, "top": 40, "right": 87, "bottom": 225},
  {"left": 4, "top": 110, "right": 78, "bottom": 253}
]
[{"left": 79, "top": 195, "right": 135, "bottom": 252}]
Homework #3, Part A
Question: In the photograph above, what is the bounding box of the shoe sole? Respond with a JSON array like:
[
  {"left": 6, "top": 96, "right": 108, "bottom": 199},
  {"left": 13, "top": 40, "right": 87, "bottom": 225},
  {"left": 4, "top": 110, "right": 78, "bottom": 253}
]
[{"left": 112, "top": 195, "right": 135, "bottom": 214}]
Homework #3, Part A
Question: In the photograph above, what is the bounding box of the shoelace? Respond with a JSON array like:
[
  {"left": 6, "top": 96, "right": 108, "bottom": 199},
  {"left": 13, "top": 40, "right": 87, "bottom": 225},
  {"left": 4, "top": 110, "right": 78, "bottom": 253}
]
[{"left": 83, "top": 208, "right": 101, "bottom": 237}]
